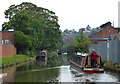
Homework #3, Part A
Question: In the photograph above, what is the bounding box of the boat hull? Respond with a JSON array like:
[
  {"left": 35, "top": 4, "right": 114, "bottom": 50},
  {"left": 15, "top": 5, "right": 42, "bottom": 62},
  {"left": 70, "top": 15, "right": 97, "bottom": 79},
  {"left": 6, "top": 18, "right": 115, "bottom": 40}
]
[{"left": 70, "top": 60, "right": 104, "bottom": 74}]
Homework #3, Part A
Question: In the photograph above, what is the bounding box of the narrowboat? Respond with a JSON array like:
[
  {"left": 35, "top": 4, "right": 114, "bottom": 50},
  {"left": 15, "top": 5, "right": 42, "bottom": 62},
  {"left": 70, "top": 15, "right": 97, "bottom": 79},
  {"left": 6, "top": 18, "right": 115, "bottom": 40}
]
[
  {"left": 70, "top": 53, "right": 104, "bottom": 74},
  {"left": 36, "top": 50, "right": 48, "bottom": 64}
]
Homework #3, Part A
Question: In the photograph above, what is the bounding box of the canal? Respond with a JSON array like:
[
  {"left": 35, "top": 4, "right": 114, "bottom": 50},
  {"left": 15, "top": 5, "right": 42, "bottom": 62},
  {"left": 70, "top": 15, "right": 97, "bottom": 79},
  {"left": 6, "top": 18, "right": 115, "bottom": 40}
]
[{"left": 1, "top": 56, "right": 120, "bottom": 83}]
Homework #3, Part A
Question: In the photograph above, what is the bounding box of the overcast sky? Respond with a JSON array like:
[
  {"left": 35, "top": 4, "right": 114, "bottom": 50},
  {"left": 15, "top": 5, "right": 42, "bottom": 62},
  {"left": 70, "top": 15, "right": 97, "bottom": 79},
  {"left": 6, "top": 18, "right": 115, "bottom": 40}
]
[{"left": 0, "top": 0, "right": 119, "bottom": 31}]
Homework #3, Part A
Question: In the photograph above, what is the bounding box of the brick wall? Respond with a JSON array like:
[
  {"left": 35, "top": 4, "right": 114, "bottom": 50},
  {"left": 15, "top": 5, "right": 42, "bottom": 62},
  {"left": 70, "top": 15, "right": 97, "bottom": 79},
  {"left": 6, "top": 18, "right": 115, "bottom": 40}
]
[
  {"left": 0, "top": 31, "right": 16, "bottom": 57},
  {"left": 1, "top": 31, "right": 14, "bottom": 45},
  {"left": 90, "top": 26, "right": 119, "bottom": 44},
  {"left": 92, "top": 26, "right": 118, "bottom": 38},
  {"left": 0, "top": 45, "right": 16, "bottom": 57}
]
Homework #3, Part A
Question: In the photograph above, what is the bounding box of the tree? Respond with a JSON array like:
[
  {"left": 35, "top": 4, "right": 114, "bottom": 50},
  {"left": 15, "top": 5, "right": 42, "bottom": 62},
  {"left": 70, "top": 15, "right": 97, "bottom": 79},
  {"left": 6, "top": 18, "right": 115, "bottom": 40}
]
[
  {"left": 64, "top": 29, "right": 69, "bottom": 33},
  {"left": 74, "top": 34, "right": 91, "bottom": 53},
  {"left": 15, "top": 31, "right": 32, "bottom": 54},
  {"left": 2, "top": 2, "right": 61, "bottom": 55}
]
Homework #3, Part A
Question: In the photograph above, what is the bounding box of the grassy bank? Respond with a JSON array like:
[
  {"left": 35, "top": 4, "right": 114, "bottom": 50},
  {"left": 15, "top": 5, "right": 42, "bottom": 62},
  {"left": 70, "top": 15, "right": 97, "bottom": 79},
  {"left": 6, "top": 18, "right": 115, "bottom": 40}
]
[
  {"left": 103, "top": 61, "right": 120, "bottom": 69},
  {"left": 103, "top": 61, "right": 120, "bottom": 73},
  {"left": 1, "top": 54, "right": 34, "bottom": 68}
]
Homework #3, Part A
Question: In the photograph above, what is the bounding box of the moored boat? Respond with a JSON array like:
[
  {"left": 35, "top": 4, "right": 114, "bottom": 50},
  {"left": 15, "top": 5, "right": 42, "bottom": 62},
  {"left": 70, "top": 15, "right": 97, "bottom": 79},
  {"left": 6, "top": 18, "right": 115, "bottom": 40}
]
[{"left": 36, "top": 50, "right": 48, "bottom": 64}]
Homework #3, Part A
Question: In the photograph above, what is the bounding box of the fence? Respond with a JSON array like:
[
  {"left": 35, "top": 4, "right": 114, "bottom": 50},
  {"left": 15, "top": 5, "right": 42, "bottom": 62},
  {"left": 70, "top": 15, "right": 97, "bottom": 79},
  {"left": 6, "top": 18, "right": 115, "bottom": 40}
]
[{"left": 89, "top": 40, "right": 120, "bottom": 64}]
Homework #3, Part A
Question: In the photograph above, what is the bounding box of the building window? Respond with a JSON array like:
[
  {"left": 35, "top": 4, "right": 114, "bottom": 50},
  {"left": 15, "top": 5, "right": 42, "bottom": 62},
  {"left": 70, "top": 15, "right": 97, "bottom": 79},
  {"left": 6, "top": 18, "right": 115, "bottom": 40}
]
[
  {"left": 5, "top": 40, "right": 10, "bottom": 45},
  {"left": 1, "top": 40, "right": 11, "bottom": 45},
  {"left": 2, "top": 40, "right": 4, "bottom": 44}
]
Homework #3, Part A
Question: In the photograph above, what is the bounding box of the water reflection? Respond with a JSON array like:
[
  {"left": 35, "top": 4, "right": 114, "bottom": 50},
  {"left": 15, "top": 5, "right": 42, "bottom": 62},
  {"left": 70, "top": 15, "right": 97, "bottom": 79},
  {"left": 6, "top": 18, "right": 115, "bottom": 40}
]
[
  {"left": 15, "top": 66, "right": 59, "bottom": 82},
  {"left": 2, "top": 68, "right": 16, "bottom": 82},
  {"left": 2, "top": 60, "right": 120, "bottom": 83},
  {"left": 14, "top": 61, "right": 60, "bottom": 82},
  {"left": 57, "top": 66, "right": 74, "bottom": 82}
]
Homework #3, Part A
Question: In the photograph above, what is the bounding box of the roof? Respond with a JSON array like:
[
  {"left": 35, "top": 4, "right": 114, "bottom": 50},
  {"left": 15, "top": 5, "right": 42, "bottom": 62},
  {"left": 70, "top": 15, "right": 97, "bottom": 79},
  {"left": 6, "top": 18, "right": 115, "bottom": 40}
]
[
  {"left": 88, "top": 28, "right": 102, "bottom": 37},
  {"left": 100, "top": 21, "right": 111, "bottom": 28},
  {"left": 0, "top": 31, "right": 14, "bottom": 32},
  {"left": 89, "top": 22, "right": 120, "bottom": 37}
]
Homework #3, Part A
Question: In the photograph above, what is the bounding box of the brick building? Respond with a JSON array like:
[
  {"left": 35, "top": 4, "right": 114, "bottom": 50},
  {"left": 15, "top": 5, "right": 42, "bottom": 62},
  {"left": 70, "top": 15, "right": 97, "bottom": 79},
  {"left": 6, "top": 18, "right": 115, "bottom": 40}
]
[
  {"left": 0, "top": 31, "right": 16, "bottom": 57},
  {"left": 89, "top": 22, "right": 120, "bottom": 44},
  {"left": 1, "top": 31, "right": 15, "bottom": 45}
]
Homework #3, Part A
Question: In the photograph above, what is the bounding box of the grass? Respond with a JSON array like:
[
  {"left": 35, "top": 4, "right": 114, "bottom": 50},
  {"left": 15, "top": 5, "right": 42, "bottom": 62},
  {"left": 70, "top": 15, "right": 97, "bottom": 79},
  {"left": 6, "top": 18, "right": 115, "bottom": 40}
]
[
  {"left": 1, "top": 54, "right": 33, "bottom": 67},
  {"left": 103, "top": 61, "right": 120, "bottom": 69}
]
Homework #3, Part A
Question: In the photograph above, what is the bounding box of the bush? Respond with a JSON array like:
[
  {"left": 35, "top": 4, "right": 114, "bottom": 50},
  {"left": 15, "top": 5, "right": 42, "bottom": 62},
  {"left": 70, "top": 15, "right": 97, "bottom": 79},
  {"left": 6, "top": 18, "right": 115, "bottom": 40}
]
[{"left": 104, "top": 61, "right": 120, "bottom": 69}]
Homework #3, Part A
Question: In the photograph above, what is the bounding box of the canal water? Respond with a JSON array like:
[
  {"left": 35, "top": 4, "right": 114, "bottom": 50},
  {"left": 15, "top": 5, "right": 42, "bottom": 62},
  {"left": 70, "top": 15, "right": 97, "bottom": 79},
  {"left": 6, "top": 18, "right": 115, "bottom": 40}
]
[{"left": 1, "top": 57, "right": 120, "bottom": 83}]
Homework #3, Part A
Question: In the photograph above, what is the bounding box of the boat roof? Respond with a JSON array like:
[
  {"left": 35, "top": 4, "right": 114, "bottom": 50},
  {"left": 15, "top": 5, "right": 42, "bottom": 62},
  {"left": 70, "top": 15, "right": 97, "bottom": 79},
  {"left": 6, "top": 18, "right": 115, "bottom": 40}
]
[
  {"left": 41, "top": 50, "right": 46, "bottom": 52},
  {"left": 77, "top": 52, "right": 88, "bottom": 57}
]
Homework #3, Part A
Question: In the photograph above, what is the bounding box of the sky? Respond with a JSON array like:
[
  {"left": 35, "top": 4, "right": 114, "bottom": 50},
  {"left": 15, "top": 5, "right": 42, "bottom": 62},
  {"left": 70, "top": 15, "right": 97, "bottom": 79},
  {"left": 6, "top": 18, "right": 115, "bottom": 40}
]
[{"left": 0, "top": 0, "right": 120, "bottom": 31}]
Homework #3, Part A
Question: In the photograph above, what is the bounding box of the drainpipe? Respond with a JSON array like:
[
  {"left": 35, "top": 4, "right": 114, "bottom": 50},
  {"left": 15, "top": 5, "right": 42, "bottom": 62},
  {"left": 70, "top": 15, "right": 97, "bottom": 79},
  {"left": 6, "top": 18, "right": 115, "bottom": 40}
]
[
  {"left": 117, "top": 33, "right": 120, "bottom": 63},
  {"left": 107, "top": 42, "right": 110, "bottom": 61}
]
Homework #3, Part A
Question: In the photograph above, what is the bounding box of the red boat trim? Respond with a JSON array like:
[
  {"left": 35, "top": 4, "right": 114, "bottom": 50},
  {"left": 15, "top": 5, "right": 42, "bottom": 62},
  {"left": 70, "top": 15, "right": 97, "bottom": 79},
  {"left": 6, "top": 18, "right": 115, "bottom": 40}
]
[{"left": 84, "top": 71, "right": 104, "bottom": 74}]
